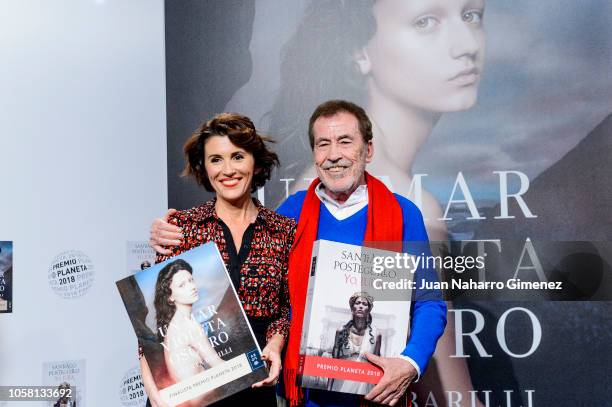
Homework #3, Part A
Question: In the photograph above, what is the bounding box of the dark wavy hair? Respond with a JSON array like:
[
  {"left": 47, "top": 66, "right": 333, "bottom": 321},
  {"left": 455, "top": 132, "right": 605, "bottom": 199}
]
[
  {"left": 337, "top": 292, "right": 376, "bottom": 354},
  {"left": 154, "top": 259, "right": 193, "bottom": 342},
  {"left": 182, "top": 112, "right": 280, "bottom": 193},
  {"left": 266, "top": 0, "right": 377, "bottom": 206}
]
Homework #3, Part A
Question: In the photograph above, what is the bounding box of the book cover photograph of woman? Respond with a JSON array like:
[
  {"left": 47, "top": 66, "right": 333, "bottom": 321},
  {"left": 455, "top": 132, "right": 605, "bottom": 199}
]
[
  {"left": 153, "top": 259, "right": 224, "bottom": 383},
  {"left": 121, "top": 241, "right": 270, "bottom": 407},
  {"left": 328, "top": 292, "right": 382, "bottom": 395}
]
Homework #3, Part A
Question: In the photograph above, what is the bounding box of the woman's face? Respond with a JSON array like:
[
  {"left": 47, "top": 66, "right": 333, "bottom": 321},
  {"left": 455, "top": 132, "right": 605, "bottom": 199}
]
[
  {"left": 169, "top": 269, "right": 199, "bottom": 306},
  {"left": 363, "top": 0, "right": 486, "bottom": 113},
  {"left": 204, "top": 135, "right": 256, "bottom": 203},
  {"left": 351, "top": 297, "right": 371, "bottom": 318}
]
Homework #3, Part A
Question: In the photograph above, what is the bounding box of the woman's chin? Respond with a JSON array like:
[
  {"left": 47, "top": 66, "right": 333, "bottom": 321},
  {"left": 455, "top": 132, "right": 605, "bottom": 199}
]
[
  {"left": 439, "top": 91, "right": 479, "bottom": 112},
  {"left": 216, "top": 188, "right": 249, "bottom": 203}
]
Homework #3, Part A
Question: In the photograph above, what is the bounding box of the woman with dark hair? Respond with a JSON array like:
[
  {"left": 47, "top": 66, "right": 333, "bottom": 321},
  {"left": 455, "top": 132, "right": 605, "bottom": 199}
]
[
  {"left": 268, "top": 0, "right": 485, "bottom": 242},
  {"left": 143, "top": 112, "right": 295, "bottom": 407},
  {"left": 153, "top": 259, "right": 223, "bottom": 384},
  {"left": 328, "top": 292, "right": 382, "bottom": 394}
]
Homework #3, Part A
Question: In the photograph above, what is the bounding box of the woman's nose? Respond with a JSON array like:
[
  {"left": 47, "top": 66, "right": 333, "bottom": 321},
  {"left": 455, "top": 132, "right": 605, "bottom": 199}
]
[
  {"left": 449, "top": 21, "right": 481, "bottom": 61},
  {"left": 222, "top": 160, "right": 236, "bottom": 175}
]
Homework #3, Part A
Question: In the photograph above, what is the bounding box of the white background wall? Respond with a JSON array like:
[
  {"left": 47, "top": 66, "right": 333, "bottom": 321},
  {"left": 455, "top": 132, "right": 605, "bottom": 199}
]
[{"left": 0, "top": 1, "right": 167, "bottom": 405}]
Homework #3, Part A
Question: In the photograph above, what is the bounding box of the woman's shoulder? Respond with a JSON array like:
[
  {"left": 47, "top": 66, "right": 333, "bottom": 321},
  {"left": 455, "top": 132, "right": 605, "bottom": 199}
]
[{"left": 259, "top": 204, "right": 297, "bottom": 233}]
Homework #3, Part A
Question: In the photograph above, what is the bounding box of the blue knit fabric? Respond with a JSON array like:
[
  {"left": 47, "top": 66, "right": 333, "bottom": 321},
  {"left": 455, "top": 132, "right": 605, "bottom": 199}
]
[{"left": 277, "top": 191, "right": 447, "bottom": 406}]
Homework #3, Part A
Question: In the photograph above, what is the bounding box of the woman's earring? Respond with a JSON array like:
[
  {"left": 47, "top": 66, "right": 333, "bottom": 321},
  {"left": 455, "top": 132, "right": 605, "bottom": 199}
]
[{"left": 354, "top": 47, "right": 372, "bottom": 76}]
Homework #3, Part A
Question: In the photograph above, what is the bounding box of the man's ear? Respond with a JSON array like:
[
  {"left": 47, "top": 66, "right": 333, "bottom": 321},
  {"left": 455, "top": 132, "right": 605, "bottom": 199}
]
[
  {"left": 365, "top": 139, "right": 374, "bottom": 164},
  {"left": 354, "top": 46, "right": 372, "bottom": 76}
]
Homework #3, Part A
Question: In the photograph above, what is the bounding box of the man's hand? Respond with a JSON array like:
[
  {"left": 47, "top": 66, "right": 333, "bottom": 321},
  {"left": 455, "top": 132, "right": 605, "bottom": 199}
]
[
  {"left": 252, "top": 334, "right": 284, "bottom": 388},
  {"left": 364, "top": 353, "right": 417, "bottom": 406},
  {"left": 149, "top": 209, "right": 183, "bottom": 255}
]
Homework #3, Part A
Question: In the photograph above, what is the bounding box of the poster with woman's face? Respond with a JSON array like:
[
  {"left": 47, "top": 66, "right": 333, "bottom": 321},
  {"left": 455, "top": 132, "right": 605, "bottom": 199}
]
[{"left": 164, "top": 0, "right": 612, "bottom": 405}]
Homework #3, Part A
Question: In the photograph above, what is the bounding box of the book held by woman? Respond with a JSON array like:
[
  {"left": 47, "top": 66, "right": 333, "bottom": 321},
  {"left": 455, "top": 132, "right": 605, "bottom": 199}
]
[{"left": 116, "top": 242, "right": 267, "bottom": 406}]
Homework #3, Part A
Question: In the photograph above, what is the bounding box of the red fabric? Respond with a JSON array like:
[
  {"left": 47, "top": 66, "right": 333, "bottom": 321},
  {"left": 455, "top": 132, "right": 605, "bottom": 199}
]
[{"left": 283, "top": 172, "right": 404, "bottom": 406}]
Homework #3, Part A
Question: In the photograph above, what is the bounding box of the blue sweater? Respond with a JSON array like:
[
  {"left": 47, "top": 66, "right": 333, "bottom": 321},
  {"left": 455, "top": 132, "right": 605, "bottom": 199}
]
[{"left": 277, "top": 191, "right": 447, "bottom": 406}]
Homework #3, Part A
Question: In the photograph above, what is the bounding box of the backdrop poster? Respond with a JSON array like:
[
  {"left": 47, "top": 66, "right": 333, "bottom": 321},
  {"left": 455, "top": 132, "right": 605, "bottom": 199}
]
[{"left": 164, "top": 1, "right": 612, "bottom": 405}]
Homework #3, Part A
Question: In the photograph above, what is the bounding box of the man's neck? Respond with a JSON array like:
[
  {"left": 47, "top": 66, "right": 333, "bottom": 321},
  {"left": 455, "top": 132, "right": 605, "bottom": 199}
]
[
  {"left": 322, "top": 178, "right": 367, "bottom": 204},
  {"left": 324, "top": 188, "right": 353, "bottom": 204}
]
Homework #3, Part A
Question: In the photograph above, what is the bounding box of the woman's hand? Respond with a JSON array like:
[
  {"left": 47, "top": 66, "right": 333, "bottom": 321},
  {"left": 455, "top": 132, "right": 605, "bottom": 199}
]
[
  {"left": 252, "top": 334, "right": 284, "bottom": 388},
  {"left": 140, "top": 355, "right": 170, "bottom": 407},
  {"left": 149, "top": 396, "right": 170, "bottom": 407}
]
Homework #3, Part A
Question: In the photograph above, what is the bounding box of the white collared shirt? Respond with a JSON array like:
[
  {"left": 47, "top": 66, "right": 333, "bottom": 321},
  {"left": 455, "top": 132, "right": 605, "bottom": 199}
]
[{"left": 315, "top": 183, "right": 369, "bottom": 220}]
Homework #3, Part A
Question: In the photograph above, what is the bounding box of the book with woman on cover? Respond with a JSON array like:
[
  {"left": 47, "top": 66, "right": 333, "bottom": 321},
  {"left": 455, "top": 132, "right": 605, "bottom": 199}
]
[
  {"left": 0, "top": 241, "right": 12, "bottom": 313},
  {"left": 116, "top": 242, "right": 267, "bottom": 406},
  {"left": 297, "top": 240, "right": 414, "bottom": 395}
]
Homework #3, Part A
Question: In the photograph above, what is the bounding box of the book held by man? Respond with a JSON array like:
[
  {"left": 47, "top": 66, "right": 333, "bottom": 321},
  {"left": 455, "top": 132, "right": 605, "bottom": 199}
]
[
  {"left": 116, "top": 242, "right": 267, "bottom": 406},
  {"left": 297, "top": 240, "right": 414, "bottom": 395}
]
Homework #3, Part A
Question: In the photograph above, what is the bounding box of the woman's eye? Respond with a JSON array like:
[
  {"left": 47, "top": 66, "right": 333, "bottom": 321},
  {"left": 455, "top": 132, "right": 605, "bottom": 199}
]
[
  {"left": 210, "top": 157, "right": 221, "bottom": 163},
  {"left": 234, "top": 154, "right": 244, "bottom": 161},
  {"left": 414, "top": 16, "right": 438, "bottom": 30},
  {"left": 463, "top": 10, "right": 483, "bottom": 24}
]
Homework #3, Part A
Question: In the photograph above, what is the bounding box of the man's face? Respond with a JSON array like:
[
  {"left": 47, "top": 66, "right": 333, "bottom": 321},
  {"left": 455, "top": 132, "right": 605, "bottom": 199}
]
[{"left": 312, "top": 112, "right": 373, "bottom": 202}]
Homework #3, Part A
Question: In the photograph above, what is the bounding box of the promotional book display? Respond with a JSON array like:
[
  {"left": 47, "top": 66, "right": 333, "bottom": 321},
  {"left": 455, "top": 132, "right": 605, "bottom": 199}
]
[
  {"left": 0, "top": 241, "right": 12, "bottom": 313},
  {"left": 298, "top": 240, "right": 413, "bottom": 395},
  {"left": 116, "top": 242, "right": 267, "bottom": 406}
]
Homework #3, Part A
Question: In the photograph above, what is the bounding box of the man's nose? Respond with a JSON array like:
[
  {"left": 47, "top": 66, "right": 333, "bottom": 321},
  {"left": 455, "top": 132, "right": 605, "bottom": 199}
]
[{"left": 327, "top": 141, "right": 342, "bottom": 161}]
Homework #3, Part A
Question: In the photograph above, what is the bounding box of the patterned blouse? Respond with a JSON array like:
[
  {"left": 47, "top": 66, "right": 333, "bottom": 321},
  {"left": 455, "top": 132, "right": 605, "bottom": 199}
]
[{"left": 155, "top": 198, "right": 295, "bottom": 343}]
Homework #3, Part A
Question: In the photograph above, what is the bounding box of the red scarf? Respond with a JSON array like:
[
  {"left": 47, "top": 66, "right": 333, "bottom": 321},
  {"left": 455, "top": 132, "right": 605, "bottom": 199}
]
[{"left": 283, "top": 172, "right": 404, "bottom": 406}]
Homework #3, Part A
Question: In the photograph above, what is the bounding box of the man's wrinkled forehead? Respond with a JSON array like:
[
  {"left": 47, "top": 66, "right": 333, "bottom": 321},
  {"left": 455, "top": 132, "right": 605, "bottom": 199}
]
[{"left": 312, "top": 111, "right": 361, "bottom": 140}]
